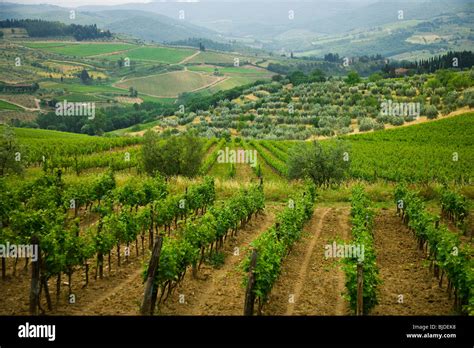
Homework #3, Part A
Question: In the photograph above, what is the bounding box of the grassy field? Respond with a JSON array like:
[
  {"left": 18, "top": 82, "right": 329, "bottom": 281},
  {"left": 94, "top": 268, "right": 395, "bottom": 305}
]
[
  {"left": 0, "top": 99, "right": 23, "bottom": 111},
  {"left": 22, "top": 42, "right": 70, "bottom": 49},
  {"left": 188, "top": 65, "right": 270, "bottom": 75},
  {"left": 60, "top": 93, "right": 105, "bottom": 102},
  {"left": 103, "top": 46, "right": 196, "bottom": 64},
  {"left": 23, "top": 42, "right": 136, "bottom": 57},
  {"left": 115, "top": 71, "right": 221, "bottom": 97},
  {"left": 2, "top": 40, "right": 275, "bottom": 111},
  {"left": 186, "top": 65, "right": 273, "bottom": 95},
  {"left": 188, "top": 51, "right": 240, "bottom": 64},
  {"left": 138, "top": 95, "right": 176, "bottom": 104},
  {"left": 41, "top": 81, "right": 124, "bottom": 94},
  {"left": 10, "top": 126, "right": 92, "bottom": 140},
  {"left": 194, "top": 75, "right": 266, "bottom": 96}
]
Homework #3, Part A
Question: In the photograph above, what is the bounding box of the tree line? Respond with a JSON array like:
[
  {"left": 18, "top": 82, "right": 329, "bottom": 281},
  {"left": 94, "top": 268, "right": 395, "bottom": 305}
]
[
  {"left": 383, "top": 51, "right": 474, "bottom": 77},
  {"left": 12, "top": 78, "right": 268, "bottom": 135},
  {"left": 0, "top": 19, "right": 112, "bottom": 41},
  {"left": 166, "top": 37, "right": 234, "bottom": 52}
]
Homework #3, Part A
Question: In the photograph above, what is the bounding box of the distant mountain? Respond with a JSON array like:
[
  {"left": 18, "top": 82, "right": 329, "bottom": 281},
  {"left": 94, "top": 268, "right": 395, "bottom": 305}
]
[
  {"left": 77, "top": 0, "right": 474, "bottom": 58},
  {"left": 0, "top": 0, "right": 472, "bottom": 58},
  {"left": 309, "top": 0, "right": 473, "bottom": 33},
  {"left": 76, "top": 0, "right": 471, "bottom": 37},
  {"left": 102, "top": 11, "right": 219, "bottom": 43},
  {"left": 0, "top": 2, "right": 220, "bottom": 42},
  {"left": 78, "top": 0, "right": 369, "bottom": 39}
]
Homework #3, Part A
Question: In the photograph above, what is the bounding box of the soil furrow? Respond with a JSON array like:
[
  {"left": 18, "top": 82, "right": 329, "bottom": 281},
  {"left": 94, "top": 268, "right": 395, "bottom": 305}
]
[
  {"left": 159, "top": 209, "right": 277, "bottom": 315},
  {"left": 265, "top": 206, "right": 351, "bottom": 315},
  {"left": 372, "top": 209, "right": 454, "bottom": 315}
]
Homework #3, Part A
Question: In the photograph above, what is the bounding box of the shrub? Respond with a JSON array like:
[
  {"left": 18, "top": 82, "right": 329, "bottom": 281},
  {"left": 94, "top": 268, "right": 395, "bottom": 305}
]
[
  {"left": 358, "top": 117, "right": 374, "bottom": 132},
  {"left": 288, "top": 140, "right": 350, "bottom": 187},
  {"left": 424, "top": 104, "right": 438, "bottom": 119}
]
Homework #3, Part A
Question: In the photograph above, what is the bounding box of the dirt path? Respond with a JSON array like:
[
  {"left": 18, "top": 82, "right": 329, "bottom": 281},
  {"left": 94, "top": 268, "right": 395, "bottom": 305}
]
[
  {"left": 79, "top": 267, "right": 144, "bottom": 315},
  {"left": 372, "top": 209, "right": 454, "bottom": 315},
  {"left": 284, "top": 208, "right": 330, "bottom": 315},
  {"left": 187, "top": 76, "right": 228, "bottom": 94},
  {"left": 34, "top": 98, "right": 41, "bottom": 110},
  {"left": 265, "top": 206, "right": 351, "bottom": 315},
  {"left": 48, "top": 59, "right": 105, "bottom": 70},
  {"left": 334, "top": 209, "right": 350, "bottom": 315},
  {"left": 0, "top": 235, "right": 148, "bottom": 315},
  {"left": 235, "top": 160, "right": 257, "bottom": 182},
  {"left": 88, "top": 48, "right": 136, "bottom": 58},
  {"left": 0, "top": 98, "right": 40, "bottom": 112},
  {"left": 178, "top": 51, "right": 201, "bottom": 65},
  {"left": 159, "top": 209, "right": 277, "bottom": 315},
  {"left": 113, "top": 70, "right": 227, "bottom": 98},
  {"left": 309, "top": 107, "right": 473, "bottom": 141}
]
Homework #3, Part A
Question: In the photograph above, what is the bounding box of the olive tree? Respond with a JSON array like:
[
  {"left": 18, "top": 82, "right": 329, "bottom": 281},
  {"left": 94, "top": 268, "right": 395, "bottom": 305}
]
[
  {"left": 424, "top": 104, "right": 439, "bottom": 119},
  {"left": 142, "top": 131, "right": 204, "bottom": 177},
  {"left": 0, "top": 125, "right": 23, "bottom": 177},
  {"left": 287, "top": 140, "right": 351, "bottom": 187}
]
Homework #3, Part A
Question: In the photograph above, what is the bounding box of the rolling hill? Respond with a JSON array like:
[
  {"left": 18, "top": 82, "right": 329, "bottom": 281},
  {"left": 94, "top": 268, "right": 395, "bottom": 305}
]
[{"left": 0, "top": 3, "right": 220, "bottom": 42}]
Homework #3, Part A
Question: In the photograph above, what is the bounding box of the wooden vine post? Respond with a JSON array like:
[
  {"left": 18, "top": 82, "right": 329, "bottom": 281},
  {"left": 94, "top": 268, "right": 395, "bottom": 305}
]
[
  {"left": 356, "top": 262, "right": 363, "bottom": 316},
  {"left": 29, "top": 235, "right": 41, "bottom": 315},
  {"left": 243, "top": 249, "right": 258, "bottom": 316},
  {"left": 140, "top": 235, "right": 163, "bottom": 316}
]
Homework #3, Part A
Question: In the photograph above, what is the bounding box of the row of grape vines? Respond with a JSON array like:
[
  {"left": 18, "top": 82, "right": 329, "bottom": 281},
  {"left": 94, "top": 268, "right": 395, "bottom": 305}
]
[
  {"left": 39, "top": 146, "right": 141, "bottom": 175},
  {"left": 394, "top": 184, "right": 473, "bottom": 314},
  {"left": 22, "top": 138, "right": 221, "bottom": 176},
  {"left": 241, "top": 181, "right": 316, "bottom": 314},
  {"left": 343, "top": 185, "right": 381, "bottom": 315},
  {"left": 200, "top": 138, "right": 226, "bottom": 175},
  {"left": 243, "top": 114, "right": 473, "bottom": 184},
  {"left": 0, "top": 171, "right": 215, "bottom": 313},
  {"left": 12, "top": 127, "right": 142, "bottom": 166},
  {"left": 248, "top": 140, "right": 288, "bottom": 177},
  {"left": 145, "top": 183, "right": 265, "bottom": 307},
  {"left": 440, "top": 188, "right": 470, "bottom": 227},
  {"left": 259, "top": 141, "right": 289, "bottom": 163}
]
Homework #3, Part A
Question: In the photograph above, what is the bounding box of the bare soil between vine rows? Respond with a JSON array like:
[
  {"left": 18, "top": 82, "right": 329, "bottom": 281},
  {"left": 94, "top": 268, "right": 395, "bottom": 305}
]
[
  {"left": 0, "top": 206, "right": 460, "bottom": 315},
  {"left": 264, "top": 207, "right": 351, "bottom": 315},
  {"left": 371, "top": 209, "right": 454, "bottom": 315},
  {"left": 0, "top": 205, "right": 279, "bottom": 315}
]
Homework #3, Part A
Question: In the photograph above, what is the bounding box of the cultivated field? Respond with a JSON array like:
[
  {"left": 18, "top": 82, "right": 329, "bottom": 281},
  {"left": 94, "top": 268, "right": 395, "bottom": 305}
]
[
  {"left": 0, "top": 112, "right": 472, "bottom": 316},
  {"left": 115, "top": 71, "right": 224, "bottom": 97}
]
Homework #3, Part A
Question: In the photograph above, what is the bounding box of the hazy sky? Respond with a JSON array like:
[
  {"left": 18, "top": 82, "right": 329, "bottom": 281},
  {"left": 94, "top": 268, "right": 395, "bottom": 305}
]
[
  {"left": 2, "top": 0, "right": 375, "bottom": 7},
  {"left": 3, "top": 0, "right": 154, "bottom": 7}
]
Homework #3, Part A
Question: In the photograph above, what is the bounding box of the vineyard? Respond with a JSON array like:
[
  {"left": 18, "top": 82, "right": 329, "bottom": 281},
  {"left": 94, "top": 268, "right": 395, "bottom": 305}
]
[
  {"left": 1, "top": 3, "right": 474, "bottom": 346},
  {"left": 1, "top": 106, "right": 473, "bottom": 316},
  {"left": 1, "top": 93, "right": 473, "bottom": 318},
  {"left": 394, "top": 184, "right": 473, "bottom": 314},
  {"left": 243, "top": 113, "right": 474, "bottom": 183}
]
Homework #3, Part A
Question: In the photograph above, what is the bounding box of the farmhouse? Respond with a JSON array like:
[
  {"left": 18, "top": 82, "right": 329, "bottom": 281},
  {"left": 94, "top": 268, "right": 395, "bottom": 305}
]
[{"left": 394, "top": 68, "right": 409, "bottom": 76}]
